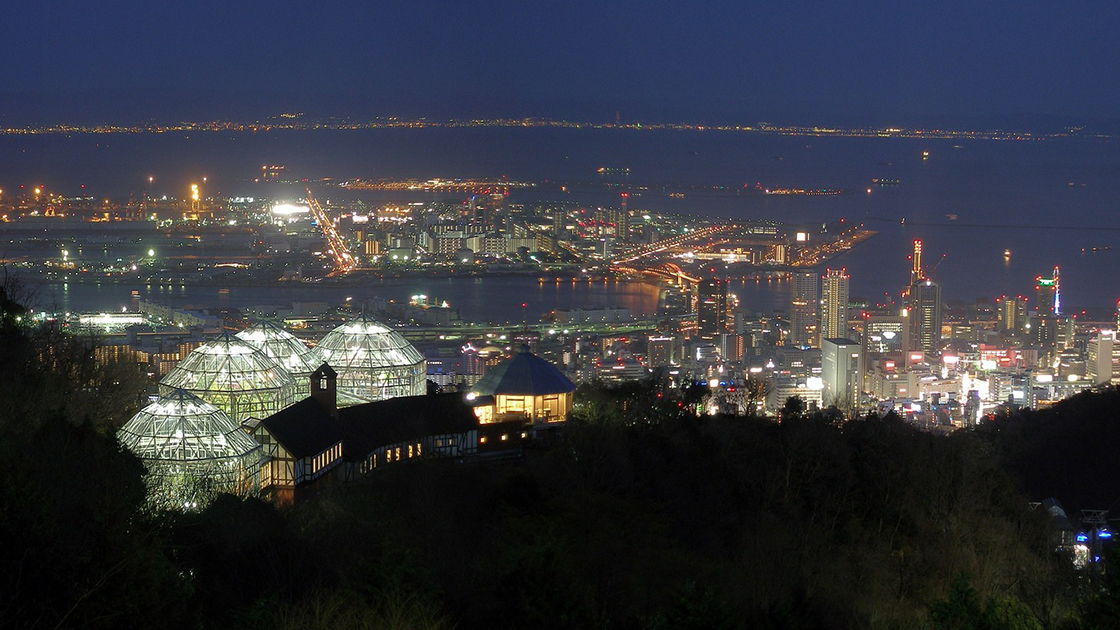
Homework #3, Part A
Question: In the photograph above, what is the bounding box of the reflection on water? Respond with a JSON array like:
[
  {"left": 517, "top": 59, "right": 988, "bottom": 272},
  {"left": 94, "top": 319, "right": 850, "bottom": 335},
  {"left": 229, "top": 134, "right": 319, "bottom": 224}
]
[
  {"left": 31, "top": 278, "right": 670, "bottom": 324},
  {"left": 5, "top": 129, "right": 1120, "bottom": 309},
  {"left": 33, "top": 275, "right": 800, "bottom": 324}
]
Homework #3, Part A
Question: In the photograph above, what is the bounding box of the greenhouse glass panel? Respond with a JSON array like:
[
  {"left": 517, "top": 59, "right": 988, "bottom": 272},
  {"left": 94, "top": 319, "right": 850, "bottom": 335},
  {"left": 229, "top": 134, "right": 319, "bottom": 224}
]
[
  {"left": 315, "top": 314, "right": 426, "bottom": 405},
  {"left": 160, "top": 332, "right": 298, "bottom": 424},
  {"left": 236, "top": 321, "right": 321, "bottom": 399},
  {"left": 118, "top": 389, "right": 261, "bottom": 509}
]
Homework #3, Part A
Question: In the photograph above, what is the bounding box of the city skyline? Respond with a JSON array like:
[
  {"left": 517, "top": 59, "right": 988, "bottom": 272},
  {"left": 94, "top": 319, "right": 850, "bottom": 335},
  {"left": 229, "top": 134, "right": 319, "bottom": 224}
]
[{"left": 6, "top": 2, "right": 1120, "bottom": 627}]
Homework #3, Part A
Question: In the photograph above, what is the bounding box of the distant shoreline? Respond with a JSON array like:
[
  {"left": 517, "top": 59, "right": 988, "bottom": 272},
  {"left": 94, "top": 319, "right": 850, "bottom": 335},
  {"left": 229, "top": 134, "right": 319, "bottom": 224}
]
[{"left": 0, "top": 117, "right": 1086, "bottom": 142}]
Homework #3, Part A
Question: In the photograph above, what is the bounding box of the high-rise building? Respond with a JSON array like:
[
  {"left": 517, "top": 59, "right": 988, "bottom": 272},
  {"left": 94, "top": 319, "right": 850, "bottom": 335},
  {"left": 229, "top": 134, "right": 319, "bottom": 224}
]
[
  {"left": 863, "top": 313, "right": 911, "bottom": 358},
  {"left": 1086, "top": 330, "right": 1120, "bottom": 385},
  {"left": 647, "top": 336, "right": 675, "bottom": 368},
  {"left": 822, "top": 337, "right": 863, "bottom": 412},
  {"left": 615, "top": 193, "right": 630, "bottom": 242},
  {"left": 697, "top": 277, "right": 728, "bottom": 341},
  {"left": 820, "top": 268, "right": 850, "bottom": 344},
  {"left": 789, "top": 270, "right": 819, "bottom": 347},
  {"left": 552, "top": 209, "right": 565, "bottom": 236},
  {"left": 1035, "top": 267, "right": 1059, "bottom": 316},
  {"left": 1032, "top": 314, "right": 1058, "bottom": 362},
  {"left": 998, "top": 295, "right": 1028, "bottom": 335},
  {"left": 910, "top": 279, "right": 942, "bottom": 353},
  {"left": 719, "top": 333, "right": 747, "bottom": 362},
  {"left": 1056, "top": 316, "right": 1076, "bottom": 350},
  {"left": 910, "top": 239, "right": 923, "bottom": 286}
]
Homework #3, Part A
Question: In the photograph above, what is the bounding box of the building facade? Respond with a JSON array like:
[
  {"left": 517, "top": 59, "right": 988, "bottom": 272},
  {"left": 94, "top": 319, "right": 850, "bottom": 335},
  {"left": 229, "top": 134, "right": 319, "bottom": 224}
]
[
  {"left": 789, "top": 270, "right": 818, "bottom": 347},
  {"left": 822, "top": 337, "right": 863, "bottom": 412},
  {"left": 820, "top": 269, "right": 850, "bottom": 344},
  {"left": 697, "top": 277, "right": 728, "bottom": 341}
]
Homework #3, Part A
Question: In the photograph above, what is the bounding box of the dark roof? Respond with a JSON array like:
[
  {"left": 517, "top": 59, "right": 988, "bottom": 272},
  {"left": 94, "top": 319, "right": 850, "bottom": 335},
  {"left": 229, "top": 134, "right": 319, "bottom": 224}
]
[
  {"left": 259, "top": 398, "right": 342, "bottom": 459},
  {"left": 823, "top": 338, "right": 860, "bottom": 346},
  {"left": 339, "top": 393, "right": 477, "bottom": 460},
  {"left": 471, "top": 347, "right": 574, "bottom": 396},
  {"left": 313, "top": 363, "right": 337, "bottom": 378}
]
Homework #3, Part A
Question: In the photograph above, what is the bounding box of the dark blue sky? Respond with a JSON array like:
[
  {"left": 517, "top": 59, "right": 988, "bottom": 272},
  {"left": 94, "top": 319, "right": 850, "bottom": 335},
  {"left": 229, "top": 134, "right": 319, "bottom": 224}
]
[{"left": 2, "top": 1, "right": 1118, "bottom": 125}]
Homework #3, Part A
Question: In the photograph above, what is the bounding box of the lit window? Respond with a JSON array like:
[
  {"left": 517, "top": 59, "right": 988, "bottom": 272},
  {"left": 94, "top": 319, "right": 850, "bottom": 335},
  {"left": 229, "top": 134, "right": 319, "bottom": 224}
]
[
  {"left": 500, "top": 434, "right": 508, "bottom": 441},
  {"left": 480, "top": 436, "right": 487, "bottom": 444}
]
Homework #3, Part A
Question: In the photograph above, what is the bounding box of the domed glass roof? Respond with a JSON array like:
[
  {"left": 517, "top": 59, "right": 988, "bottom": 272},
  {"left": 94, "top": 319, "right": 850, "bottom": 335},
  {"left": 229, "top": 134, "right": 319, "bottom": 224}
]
[
  {"left": 159, "top": 332, "right": 298, "bottom": 424},
  {"left": 316, "top": 313, "right": 424, "bottom": 369},
  {"left": 119, "top": 389, "right": 261, "bottom": 462},
  {"left": 118, "top": 389, "right": 261, "bottom": 507},
  {"left": 236, "top": 321, "right": 321, "bottom": 377},
  {"left": 315, "top": 313, "right": 426, "bottom": 404}
]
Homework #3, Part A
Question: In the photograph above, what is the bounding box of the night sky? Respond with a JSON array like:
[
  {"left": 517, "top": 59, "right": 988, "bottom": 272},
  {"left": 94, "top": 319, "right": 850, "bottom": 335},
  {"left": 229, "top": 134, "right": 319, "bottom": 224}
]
[{"left": 2, "top": 1, "right": 1118, "bottom": 125}]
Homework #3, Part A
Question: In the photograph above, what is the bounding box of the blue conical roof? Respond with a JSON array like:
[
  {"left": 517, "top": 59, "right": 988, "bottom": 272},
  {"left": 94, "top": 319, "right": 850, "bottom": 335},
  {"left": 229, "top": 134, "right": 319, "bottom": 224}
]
[{"left": 471, "top": 346, "right": 574, "bottom": 396}]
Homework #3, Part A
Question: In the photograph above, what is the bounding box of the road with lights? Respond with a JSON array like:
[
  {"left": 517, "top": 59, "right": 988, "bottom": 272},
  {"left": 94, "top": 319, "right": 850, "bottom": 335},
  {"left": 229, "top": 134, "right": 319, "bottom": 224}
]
[{"left": 306, "top": 188, "right": 357, "bottom": 274}]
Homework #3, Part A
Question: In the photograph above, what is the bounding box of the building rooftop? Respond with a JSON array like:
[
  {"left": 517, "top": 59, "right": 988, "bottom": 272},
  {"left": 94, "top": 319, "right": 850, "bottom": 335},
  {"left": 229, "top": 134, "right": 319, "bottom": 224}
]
[
  {"left": 236, "top": 321, "right": 321, "bottom": 376},
  {"left": 339, "top": 394, "right": 478, "bottom": 460},
  {"left": 471, "top": 345, "right": 575, "bottom": 396},
  {"left": 118, "top": 388, "right": 261, "bottom": 463},
  {"left": 259, "top": 398, "right": 342, "bottom": 459},
  {"left": 161, "top": 332, "right": 296, "bottom": 394},
  {"left": 316, "top": 313, "right": 424, "bottom": 371},
  {"left": 259, "top": 392, "right": 477, "bottom": 461}
]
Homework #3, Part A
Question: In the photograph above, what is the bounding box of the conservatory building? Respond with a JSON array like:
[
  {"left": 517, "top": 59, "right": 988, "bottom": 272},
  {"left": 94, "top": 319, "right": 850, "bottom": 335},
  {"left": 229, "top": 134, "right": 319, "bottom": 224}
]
[
  {"left": 236, "top": 321, "right": 321, "bottom": 399},
  {"left": 117, "top": 389, "right": 261, "bottom": 508},
  {"left": 314, "top": 313, "right": 426, "bottom": 405},
  {"left": 159, "top": 332, "right": 298, "bottom": 426}
]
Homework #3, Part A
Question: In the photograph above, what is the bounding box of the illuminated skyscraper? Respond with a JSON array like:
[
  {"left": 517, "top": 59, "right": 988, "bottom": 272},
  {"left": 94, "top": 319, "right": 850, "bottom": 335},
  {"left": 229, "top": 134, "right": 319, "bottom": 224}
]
[
  {"left": 910, "top": 239, "right": 923, "bottom": 286},
  {"left": 998, "top": 295, "right": 1028, "bottom": 335},
  {"left": 1053, "top": 266, "right": 1061, "bottom": 316},
  {"left": 820, "top": 268, "right": 850, "bottom": 344},
  {"left": 1032, "top": 313, "right": 1058, "bottom": 360},
  {"left": 1056, "top": 316, "right": 1076, "bottom": 350},
  {"left": 789, "top": 270, "right": 819, "bottom": 347},
  {"left": 822, "top": 337, "right": 862, "bottom": 412},
  {"left": 616, "top": 193, "right": 630, "bottom": 242},
  {"left": 863, "top": 313, "right": 911, "bottom": 358},
  {"left": 910, "top": 279, "right": 942, "bottom": 353},
  {"left": 697, "top": 277, "right": 728, "bottom": 341},
  {"left": 1035, "top": 267, "right": 1059, "bottom": 316},
  {"left": 552, "top": 208, "right": 566, "bottom": 240},
  {"left": 1087, "top": 330, "right": 1120, "bottom": 385}
]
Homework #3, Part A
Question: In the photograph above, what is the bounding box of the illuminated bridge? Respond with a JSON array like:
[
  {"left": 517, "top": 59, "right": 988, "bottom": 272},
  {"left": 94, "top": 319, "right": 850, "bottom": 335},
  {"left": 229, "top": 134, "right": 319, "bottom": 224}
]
[
  {"left": 306, "top": 188, "right": 357, "bottom": 274},
  {"left": 612, "top": 261, "right": 701, "bottom": 288}
]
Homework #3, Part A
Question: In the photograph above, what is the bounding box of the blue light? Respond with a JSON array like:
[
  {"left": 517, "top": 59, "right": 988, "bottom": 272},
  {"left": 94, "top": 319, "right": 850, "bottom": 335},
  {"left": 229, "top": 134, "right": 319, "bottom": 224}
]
[
  {"left": 1077, "top": 533, "right": 1089, "bottom": 542},
  {"left": 1100, "top": 530, "right": 1112, "bottom": 539}
]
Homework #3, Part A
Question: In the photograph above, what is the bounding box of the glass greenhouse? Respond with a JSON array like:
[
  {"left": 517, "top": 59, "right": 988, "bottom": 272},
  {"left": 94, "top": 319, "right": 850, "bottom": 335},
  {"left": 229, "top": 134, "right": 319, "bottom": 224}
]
[
  {"left": 159, "top": 332, "right": 298, "bottom": 425},
  {"left": 236, "top": 321, "right": 321, "bottom": 398},
  {"left": 118, "top": 389, "right": 261, "bottom": 508},
  {"left": 315, "top": 313, "right": 426, "bottom": 405}
]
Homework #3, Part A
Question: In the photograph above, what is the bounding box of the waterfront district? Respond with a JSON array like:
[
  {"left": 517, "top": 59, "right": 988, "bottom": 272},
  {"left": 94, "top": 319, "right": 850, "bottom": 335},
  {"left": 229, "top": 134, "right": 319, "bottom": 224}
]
[{"left": 1, "top": 177, "right": 1111, "bottom": 427}]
